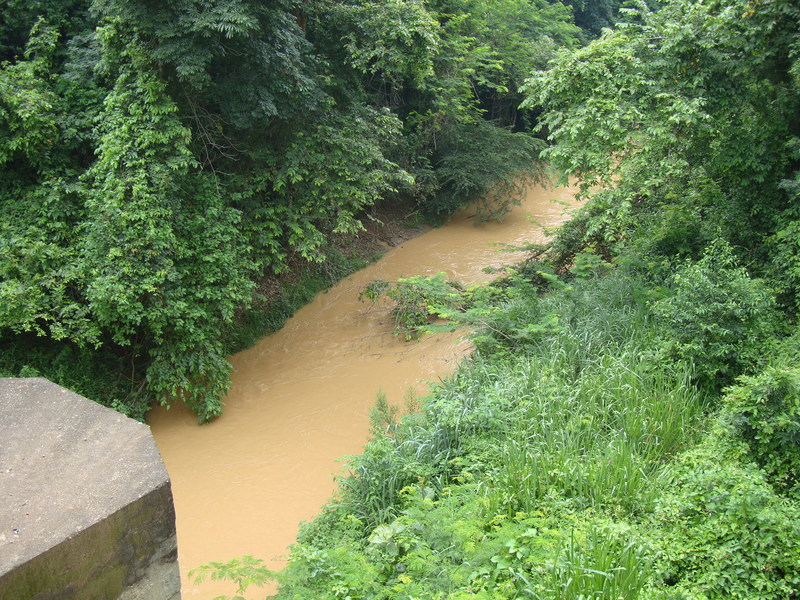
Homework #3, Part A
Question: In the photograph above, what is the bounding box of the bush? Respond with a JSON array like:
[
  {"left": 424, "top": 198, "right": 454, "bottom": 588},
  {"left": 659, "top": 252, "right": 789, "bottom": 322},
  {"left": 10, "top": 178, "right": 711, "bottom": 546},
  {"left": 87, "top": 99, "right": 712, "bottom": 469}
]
[
  {"left": 276, "top": 544, "right": 384, "bottom": 600},
  {"left": 723, "top": 366, "right": 800, "bottom": 497},
  {"left": 652, "top": 239, "right": 778, "bottom": 389},
  {"left": 650, "top": 442, "right": 800, "bottom": 599},
  {"left": 359, "top": 273, "right": 466, "bottom": 340}
]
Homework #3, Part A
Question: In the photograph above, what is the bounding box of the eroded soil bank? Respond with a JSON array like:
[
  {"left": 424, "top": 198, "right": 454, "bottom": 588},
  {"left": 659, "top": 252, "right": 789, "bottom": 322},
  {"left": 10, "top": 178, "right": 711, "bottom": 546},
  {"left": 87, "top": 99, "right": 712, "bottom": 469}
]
[{"left": 148, "top": 181, "right": 578, "bottom": 598}]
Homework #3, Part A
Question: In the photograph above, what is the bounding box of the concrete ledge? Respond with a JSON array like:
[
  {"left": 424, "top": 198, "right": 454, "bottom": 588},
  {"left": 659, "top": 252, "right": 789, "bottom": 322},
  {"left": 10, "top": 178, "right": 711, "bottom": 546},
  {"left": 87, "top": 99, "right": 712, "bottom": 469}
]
[{"left": 0, "top": 378, "right": 180, "bottom": 599}]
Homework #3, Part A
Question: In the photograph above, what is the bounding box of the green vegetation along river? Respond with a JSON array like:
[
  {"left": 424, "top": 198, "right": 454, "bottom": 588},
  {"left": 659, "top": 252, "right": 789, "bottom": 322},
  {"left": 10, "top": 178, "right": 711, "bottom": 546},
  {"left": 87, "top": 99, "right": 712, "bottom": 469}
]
[{"left": 148, "top": 181, "right": 578, "bottom": 598}]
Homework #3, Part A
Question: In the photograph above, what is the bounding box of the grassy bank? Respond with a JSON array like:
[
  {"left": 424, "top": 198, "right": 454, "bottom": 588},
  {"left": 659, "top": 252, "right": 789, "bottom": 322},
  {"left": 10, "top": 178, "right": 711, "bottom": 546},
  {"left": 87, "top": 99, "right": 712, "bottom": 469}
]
[{"left": 196, "top": 254, "right": 800, "bottom": 599}]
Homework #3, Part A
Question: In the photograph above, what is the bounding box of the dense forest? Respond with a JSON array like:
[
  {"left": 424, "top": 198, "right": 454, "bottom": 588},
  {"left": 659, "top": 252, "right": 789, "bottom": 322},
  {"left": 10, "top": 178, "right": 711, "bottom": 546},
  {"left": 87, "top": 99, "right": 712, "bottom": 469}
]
[
  {"left": 3, "top": 0, "right": 800, "bottom": 597},
  {"left": 186, "top": 0, "right": 799, "bottom": 598},
  {"left": 0, "top": 0, "right": 623, "bottom": 422}
]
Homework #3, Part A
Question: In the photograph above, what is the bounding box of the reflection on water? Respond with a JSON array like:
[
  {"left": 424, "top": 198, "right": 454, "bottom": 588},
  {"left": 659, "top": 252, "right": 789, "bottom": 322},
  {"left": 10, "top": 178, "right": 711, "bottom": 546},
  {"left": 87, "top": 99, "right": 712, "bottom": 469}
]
[{"left": 148, "top": 182, "right": 578, "bottom": 598}]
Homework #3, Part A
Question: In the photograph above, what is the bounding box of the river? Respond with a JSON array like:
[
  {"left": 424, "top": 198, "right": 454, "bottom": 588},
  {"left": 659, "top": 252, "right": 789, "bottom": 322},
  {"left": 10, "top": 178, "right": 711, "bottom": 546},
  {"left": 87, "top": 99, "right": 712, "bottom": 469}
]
[{"left": 147, "top": 181, "right": 578, "bottom": 598}]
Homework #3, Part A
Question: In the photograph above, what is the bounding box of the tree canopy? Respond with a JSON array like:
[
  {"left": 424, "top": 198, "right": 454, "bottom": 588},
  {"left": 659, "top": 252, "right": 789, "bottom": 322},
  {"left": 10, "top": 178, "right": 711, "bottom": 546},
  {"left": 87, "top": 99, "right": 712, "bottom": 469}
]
[
  {"left": 525, "top": 0, "right": 800, "bottom": 284},
  {"left": 0, "top": 0, "right": 583, "bottom": 420}
]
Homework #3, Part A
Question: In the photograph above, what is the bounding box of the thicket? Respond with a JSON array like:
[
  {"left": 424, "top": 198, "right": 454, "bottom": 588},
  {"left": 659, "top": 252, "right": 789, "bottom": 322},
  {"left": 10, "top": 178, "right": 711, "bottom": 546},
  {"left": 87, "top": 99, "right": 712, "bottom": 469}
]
[
  {"left": 194, "top": 0, "right": 800, "bottom": 597},
  {"left": 0, "top": 0, "right": 587, "bottom": 421},
  {"left": 197, "top": 263, "right": 800, "bottom": 599}
]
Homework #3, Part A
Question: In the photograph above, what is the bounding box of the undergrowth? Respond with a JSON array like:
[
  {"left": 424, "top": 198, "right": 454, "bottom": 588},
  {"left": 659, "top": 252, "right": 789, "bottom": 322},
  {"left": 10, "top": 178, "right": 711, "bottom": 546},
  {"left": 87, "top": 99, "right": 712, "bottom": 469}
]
[{"left": 195, "top": 250, "right": 800, "bottom": 599}]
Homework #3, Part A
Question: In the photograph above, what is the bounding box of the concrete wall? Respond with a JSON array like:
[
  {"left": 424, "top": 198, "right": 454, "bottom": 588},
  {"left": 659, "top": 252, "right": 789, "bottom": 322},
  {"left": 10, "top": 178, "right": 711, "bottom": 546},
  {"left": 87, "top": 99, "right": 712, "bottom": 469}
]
[{"left": 0, "top": 378, "right": 181, "bottom": 600}]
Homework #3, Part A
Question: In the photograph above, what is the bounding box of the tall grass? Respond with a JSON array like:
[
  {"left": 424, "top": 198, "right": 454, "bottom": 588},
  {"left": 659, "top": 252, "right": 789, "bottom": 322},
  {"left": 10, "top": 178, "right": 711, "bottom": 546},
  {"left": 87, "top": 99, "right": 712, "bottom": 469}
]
[
  {"left": 338, "top": 272, "right": 706, "bottom": 528},
  {"left": 336, "top": 417, "right": 460, "bottom": 532},
  {"left": 477, "top": 274, "right": 705, "bottom": 515},
  {"left": 537, "top": 526, "right": 652, "bottom": 600},
  {"left": 484, "top": 353, "right": 702, "bottom": 516}
]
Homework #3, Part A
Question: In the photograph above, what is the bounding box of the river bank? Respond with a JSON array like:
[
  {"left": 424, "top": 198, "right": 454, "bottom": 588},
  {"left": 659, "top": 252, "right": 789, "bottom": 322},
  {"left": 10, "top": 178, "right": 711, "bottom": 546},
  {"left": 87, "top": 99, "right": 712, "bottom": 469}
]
[{"left": 148, "top": 181, "right": 579, "bottom": 598}]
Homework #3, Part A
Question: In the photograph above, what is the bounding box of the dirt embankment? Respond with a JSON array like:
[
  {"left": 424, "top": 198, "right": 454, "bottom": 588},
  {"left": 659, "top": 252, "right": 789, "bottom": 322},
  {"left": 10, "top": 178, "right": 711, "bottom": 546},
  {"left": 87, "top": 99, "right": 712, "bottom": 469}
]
[{"left": 255, "top": 201, "right": 432, "bottom": 305}]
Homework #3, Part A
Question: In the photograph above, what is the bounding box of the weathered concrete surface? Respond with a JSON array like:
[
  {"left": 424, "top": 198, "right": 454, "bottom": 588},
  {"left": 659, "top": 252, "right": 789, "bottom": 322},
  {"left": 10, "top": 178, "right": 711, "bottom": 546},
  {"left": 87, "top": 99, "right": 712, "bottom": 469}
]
[{"left": 0, "top": 378, "right": 180, "bottom": 599}]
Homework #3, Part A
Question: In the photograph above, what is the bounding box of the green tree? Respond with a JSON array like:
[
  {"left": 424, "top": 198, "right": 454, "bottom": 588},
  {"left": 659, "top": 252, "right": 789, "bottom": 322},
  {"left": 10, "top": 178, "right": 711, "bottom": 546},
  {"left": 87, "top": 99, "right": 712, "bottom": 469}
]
[
  {"left": 525, "top": 0, "right": 800, "bottom": 271},
  {"left": 82, "top": 23, "right": 255, "bottom": 420},
  {"left": 0, "top": 19, "right": 96, "bottom": 345},
  {"left": 560, "top": 0, "right": 625, "bottom": 37},
  {"left": 0, "top": 0, "right": 90, "bottom": 61},
  {"left": 310, "top": 0, "right": 440, "bottom": 95},
  {"left": 401, "top": 0, "right": 580, "bottom": 216}
]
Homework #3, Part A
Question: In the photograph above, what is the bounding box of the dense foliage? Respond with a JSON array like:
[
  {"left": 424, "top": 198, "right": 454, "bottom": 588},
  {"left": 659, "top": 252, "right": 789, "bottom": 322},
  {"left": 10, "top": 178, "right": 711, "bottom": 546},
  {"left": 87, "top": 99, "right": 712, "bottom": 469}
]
[
  {"left": 0, "top": 0, "right": 584, "bottom": 421},
  {"left": 6, "top": 0, "right": 800, "bottom": 596},
  {"left": 526, "top": 0, "right": 800, "bottom": 281},
  {"left": 199, "top": 268, "right": 800, "bottom": 599},
  {"left": 194, "top": 0, "right": 800, "bottom": 597}
]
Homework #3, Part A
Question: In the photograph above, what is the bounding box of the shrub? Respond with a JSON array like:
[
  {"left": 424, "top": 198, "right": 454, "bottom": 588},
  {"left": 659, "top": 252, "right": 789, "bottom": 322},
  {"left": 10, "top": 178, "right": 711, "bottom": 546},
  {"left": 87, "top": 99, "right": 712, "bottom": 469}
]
[
  {"left": 650, "top": 442, "right": 800, "bottom": 599},
  {"left": 723, "top": 366, "right": 800, "bottom": 497},
  {"left": 652, "top": 239, "right": 778, "bottom": 389},
  {"left": 360, "top": 273, "right": 465, "bottom": 340},
  {"left": 276, "top": 544, "right": 384, "bottom": 600}
]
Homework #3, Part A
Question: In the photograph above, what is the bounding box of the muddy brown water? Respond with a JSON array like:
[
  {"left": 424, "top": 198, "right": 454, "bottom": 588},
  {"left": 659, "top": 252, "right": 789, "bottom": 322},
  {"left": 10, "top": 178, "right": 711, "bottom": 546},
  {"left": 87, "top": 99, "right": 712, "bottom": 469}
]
[{"left": 148, "top": 181, "right": 578, "bottom": 598}]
